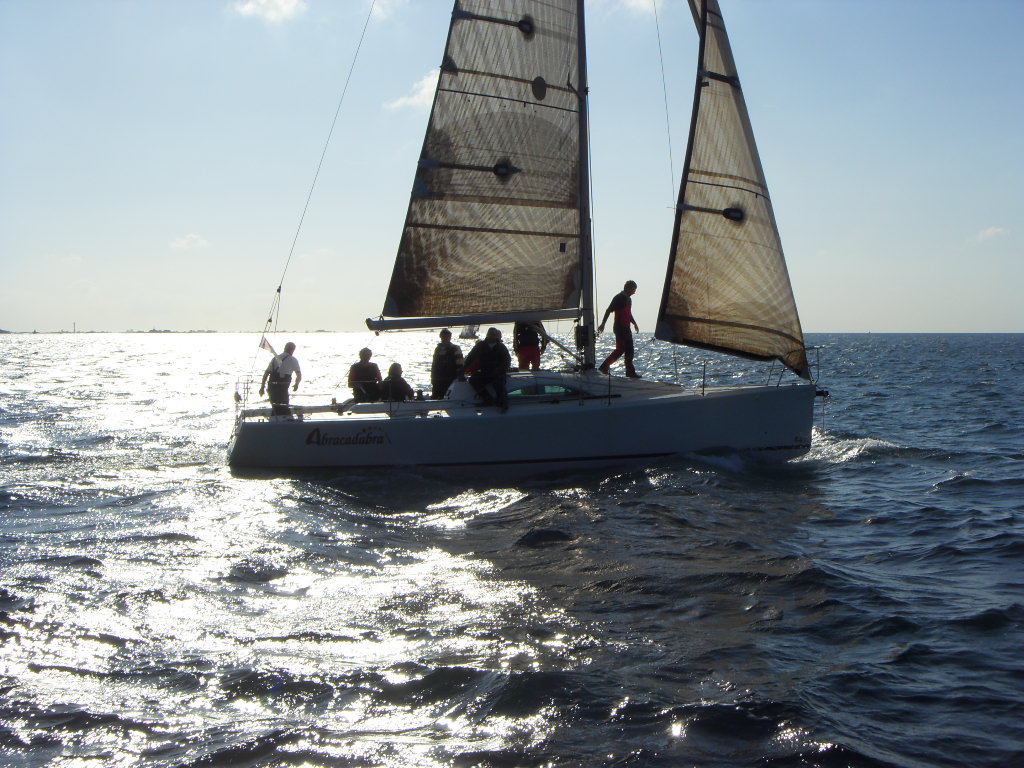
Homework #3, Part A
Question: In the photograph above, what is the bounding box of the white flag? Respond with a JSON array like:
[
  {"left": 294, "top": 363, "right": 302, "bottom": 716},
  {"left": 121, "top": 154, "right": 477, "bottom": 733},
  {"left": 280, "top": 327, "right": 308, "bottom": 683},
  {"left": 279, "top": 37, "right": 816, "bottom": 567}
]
[{"left": 259, "top": 336, "right": 276, "bottom": 356}]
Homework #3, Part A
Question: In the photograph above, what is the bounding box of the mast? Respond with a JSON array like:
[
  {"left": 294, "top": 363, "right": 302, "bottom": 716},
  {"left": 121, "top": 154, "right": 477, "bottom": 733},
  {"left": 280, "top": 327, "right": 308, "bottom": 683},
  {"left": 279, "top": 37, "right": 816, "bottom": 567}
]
[{"left": 576, "top": 0, "right": 596, "bottom": 368}]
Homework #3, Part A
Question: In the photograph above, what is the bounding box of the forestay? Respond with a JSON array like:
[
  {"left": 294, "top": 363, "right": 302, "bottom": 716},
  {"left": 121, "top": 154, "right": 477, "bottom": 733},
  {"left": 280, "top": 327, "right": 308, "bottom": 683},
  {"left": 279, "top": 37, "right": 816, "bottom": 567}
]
[
  {"left": 372, "top": 0, "right": 584, "bottom": 330},
  {"left": 656, "top": 0, "right": 809, "bottom": 379}
]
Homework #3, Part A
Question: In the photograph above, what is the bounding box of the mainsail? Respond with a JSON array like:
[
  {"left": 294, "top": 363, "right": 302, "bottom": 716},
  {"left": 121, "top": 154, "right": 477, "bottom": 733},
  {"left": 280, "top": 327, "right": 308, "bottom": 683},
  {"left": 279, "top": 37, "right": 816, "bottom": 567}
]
[
  {"left": 369, "top": 1, "right": 586, "bottom": 331},
  {"left": 656, "top": 0, "right": 809, "bottom": 379}
]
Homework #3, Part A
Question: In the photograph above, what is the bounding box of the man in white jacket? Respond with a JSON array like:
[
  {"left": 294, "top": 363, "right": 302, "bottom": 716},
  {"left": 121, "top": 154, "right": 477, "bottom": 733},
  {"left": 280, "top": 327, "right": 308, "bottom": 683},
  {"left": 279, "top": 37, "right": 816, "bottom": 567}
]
[{"left": 259, "top": 341, "right": 302, "bottom": 416}]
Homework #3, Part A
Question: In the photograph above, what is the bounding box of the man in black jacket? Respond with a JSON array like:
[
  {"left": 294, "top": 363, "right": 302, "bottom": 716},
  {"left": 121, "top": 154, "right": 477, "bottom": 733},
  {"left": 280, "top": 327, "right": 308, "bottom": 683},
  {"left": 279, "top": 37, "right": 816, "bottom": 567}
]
[
  {"left": 430, "top": 328, "right": 465, "bottom": 399},
  {"left": 464, "top": 327, "right": 511, "bottom": 411}
]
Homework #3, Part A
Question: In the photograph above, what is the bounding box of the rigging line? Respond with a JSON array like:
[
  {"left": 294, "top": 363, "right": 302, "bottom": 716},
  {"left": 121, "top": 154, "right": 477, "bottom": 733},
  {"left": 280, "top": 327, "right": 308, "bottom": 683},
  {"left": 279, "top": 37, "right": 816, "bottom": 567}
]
[
  {"left": 248, "top": 0, "right": 377, "bottom": 384},
  {"left": 262, "top": 0, "right": 378, "bottom": 334},
  {"left": 652, "top": 0, "right": 676, "bottom": 202},
  {"left": 247, "top": 289, "right": 282, "bottom": 387}
]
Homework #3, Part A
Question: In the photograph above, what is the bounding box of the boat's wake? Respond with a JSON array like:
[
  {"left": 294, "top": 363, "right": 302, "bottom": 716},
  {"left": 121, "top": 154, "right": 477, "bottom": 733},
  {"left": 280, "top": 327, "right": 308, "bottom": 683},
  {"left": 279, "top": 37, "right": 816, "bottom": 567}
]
[{"left": 807, "top": 428, "right": 900, "bottom": 464}]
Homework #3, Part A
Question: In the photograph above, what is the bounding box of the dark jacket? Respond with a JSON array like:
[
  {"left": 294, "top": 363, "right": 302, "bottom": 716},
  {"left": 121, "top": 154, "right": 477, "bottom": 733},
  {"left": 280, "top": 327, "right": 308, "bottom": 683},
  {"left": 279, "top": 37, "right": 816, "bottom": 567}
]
[
  {"left": 431, "top": 341, "right": 465, "bottom": 385},
  {"left": 464, "top": 340, "right": 511, "bottom": 379},
  {"left": 380, "top": 375, "right": 415, "bottom": 402},
  {"left": 348, "top": 361, "right": 382, "bottom": 402}
]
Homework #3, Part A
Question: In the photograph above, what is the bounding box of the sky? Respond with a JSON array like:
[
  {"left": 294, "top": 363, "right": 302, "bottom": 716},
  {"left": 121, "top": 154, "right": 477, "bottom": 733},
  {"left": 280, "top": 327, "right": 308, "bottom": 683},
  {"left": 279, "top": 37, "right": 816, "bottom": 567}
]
[{"left": 1, "top": 0, "right": 1022, "bottom": 334}]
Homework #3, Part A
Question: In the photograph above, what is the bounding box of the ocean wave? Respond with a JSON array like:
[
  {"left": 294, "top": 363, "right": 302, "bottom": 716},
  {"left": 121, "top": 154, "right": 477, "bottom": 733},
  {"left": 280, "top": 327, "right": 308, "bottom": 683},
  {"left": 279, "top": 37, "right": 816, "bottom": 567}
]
[
  {"left": 112, "top": 531, "right": 199, "bottom": 545},
  {"left": 176, "top": 728, "right": 302, "bottom": 768},
  {"left": 486, "top": 670, "right": 590, "bottom": 720},
  {"left": 225, "top": 557, "right": 289, "bottom": 583},
  {"left": 29, "top": 554, "right": 103, "bottom": 569},
  {"left": 377, "top": 666, "right": 494, "bottom": 707},
  {"left": 0, "top": 449, "right": 79, "bottom": 467},
  {"left": 587, "top": 575, "right": 681, "bottom": 597},
  {"left": 859, "top": 614, "right": 922, "bottom": 637},
  {"left": 450, "top": 748, "right": 556, "bottom": 768},
  {"left": 934, "top": 472, "right": 1024, "bottom": 491},
  {"left": 809, "top": 433, "right": 902, "bottom": 463},
  {"left": 68, "top": 434, "right": 120, "bottom": 450},
  {"left": 219, "top": 667, "right": 334, "bottom": 706},
  {"left": 516, "top": 528, "right": 575, "bottom": 548},
  {"left": 0, "top": 700, "right": 156, "bottom": 743},
  {"left": 0, "top": 587, "right": 31, "bottom": 612},
  {"left": 950, "top": 603, "right": 1024, "bottom": 631},
  {"left": 250, "top": 630, "right": 361, "bottom": 644}
]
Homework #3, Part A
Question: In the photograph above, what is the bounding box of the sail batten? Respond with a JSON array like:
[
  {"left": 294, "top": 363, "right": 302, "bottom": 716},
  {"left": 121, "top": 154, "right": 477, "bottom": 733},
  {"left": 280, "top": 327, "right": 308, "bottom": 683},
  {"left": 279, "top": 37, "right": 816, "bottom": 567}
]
[{"left": 658, "top": 0, "right": 809, "bottom": 379}]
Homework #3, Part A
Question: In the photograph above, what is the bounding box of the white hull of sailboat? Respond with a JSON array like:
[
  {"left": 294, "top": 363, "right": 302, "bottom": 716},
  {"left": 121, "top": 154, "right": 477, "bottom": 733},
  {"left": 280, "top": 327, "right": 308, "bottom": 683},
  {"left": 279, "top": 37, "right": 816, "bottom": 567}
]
[{"left": 228, "top": 372, "right": 815, "bottom": 473}]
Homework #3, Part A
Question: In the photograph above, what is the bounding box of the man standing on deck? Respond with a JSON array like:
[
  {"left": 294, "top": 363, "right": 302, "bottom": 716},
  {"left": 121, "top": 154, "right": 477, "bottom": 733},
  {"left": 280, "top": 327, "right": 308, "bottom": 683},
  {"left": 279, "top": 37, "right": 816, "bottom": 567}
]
[
  {"left": 513, "top": 320, "right": 547, "bottom": 370},
  {"left": 597, "top": 280, "right": 640, "bottom": 378},
  {"left": 430, "top": 329, "right": 465, "bottom": 399},
  {"left": 259, "top": 341, "right": 302, "bottom": 416}
]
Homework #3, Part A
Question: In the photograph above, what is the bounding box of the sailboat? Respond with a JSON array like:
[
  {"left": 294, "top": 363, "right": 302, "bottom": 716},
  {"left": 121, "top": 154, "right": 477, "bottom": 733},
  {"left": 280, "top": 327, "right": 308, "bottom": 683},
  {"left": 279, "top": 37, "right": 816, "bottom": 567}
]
[{"left": 228, "top": 0, "right": 821, "bottom": 472}]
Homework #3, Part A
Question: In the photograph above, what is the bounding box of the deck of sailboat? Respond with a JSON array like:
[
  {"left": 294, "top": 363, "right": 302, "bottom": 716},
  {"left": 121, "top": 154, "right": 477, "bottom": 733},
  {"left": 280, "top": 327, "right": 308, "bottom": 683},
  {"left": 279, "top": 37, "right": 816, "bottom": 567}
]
[{"left": 236, "top": 369, "right": 776, "bottom": 423}]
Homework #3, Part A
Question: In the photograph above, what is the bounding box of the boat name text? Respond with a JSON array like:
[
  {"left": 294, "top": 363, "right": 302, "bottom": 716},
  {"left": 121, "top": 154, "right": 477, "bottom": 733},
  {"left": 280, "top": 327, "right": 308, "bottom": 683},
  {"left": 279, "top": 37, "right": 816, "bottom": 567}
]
[{"left": 306, "top": 427, "right": 386, "bottom": 447}]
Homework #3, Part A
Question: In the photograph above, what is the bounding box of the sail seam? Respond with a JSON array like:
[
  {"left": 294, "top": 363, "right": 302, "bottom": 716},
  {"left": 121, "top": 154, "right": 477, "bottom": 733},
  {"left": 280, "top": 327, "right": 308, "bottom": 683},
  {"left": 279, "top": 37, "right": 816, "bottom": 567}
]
[
  {"left": 438, "top": 86, "right": 576, "bottom": 115},
  {"left": 408, "top": 196, "right": 576, "bottom": 209},
  {"left": 406, "top": 221, "right": 579, "bottom": 239}
]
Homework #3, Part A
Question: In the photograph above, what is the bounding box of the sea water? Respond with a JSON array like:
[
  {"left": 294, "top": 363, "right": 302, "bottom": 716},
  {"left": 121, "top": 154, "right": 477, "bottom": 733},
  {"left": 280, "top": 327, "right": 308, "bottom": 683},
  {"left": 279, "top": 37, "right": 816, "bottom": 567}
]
[{"left": 1, "top": 332, "right": 1021, "bottom": 767}]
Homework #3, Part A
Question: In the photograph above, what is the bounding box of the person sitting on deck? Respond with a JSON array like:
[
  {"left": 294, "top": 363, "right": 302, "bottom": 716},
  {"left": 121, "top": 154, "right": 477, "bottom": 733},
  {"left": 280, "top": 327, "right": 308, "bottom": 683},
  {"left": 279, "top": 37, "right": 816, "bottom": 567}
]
[
  {"left": 380, "top": 362, "right": 416, "bottom": 402},
  {"left": 347, "top": 348, "right": 382, "bottom": 402},
  {"left": 464, "top": 327, "right": 512, "bottom": 412}
]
